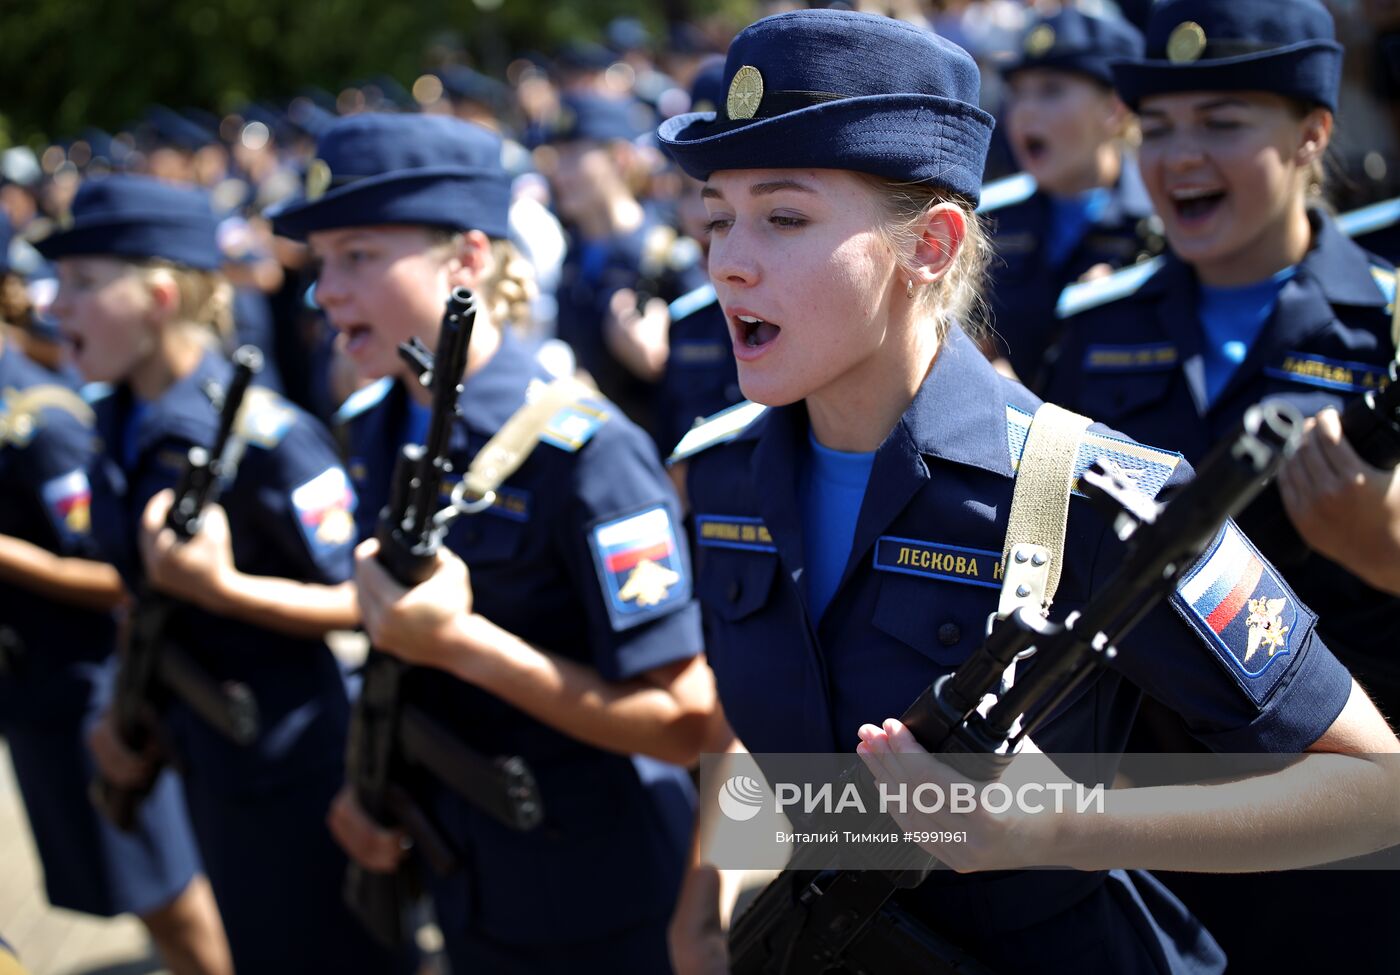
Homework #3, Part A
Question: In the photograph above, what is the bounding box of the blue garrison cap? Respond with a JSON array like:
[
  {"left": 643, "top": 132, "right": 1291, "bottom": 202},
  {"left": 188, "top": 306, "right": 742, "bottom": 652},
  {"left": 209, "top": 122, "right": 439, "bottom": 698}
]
[
  {"left": 436, "top": 66, "right": 508, "bottom": 110},
  {"left": 548, "top": 93, "right": 652, "bottom": 144},
  {"left": 265, "top": 113, "right": 512, "bottom": 241},
  {"left": 658, "top": 9, "right": 994, "bottom": 204},
  {"left": 1111, "top": 0, "right": 1342, "bottom": 111},
  {"left": 1001, "top": 8, "right": 1144, "bottom": 88},
  {"left": 35, "top": 175, "right": 222, "bottom": 270}
]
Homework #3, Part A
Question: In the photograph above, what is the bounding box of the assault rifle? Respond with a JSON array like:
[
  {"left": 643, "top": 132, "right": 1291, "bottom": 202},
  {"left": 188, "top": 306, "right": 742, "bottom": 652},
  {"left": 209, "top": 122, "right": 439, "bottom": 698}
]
[
  {"left": 729, "top": 401, "right": 1305, "bottom": 974},
  {"left": 93, "top": 346, "right": 264, "bottom": 831},
  {"left": 343, "top": 286, "right": 544, "bottom": 948}
]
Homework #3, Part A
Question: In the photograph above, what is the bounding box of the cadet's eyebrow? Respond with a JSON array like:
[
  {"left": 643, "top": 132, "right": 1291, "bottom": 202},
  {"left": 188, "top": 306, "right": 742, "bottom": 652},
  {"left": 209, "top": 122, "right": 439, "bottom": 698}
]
[{"left": 701, "top": 178, "right": 818, "bottom": 200}]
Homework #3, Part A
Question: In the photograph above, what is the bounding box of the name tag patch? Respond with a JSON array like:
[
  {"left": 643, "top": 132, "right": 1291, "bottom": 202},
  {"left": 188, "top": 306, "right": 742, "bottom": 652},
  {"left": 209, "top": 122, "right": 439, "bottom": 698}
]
[
  {"left": 672, "top": 341, "right": 729, "bottom": 366},
  {"left": 1172, "top": 521, "right": 1306, "bottom": 706},
  {"left": 873, "top": 536, "right": 1002, "bottom": 590},
  {"left": 1083, "top": 342, "right": 1179, "bottom": 372},
  {"left": 695, "top": 515, "right": 776, "bottom": 553},
  {"left": 589, "top": 504, "right": 690, "bottom": 630},
  {"left": 1264, "top": 352, "right": 1391, "bottom": 395}
]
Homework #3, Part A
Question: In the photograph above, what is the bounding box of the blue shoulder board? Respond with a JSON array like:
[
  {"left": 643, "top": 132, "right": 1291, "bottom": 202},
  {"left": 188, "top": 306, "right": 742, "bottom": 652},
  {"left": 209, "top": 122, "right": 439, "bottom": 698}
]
[
  {"left": 236, "top": 387, "right": 296, "bottom": 449},
  {"left": 1337, "top": 196, "right": 1400, "bottom": 240},
  {"left": 1005, "top": 404, "right": 1182, "bottom": 500},
  {"left": 668, "top": 283, "right": 717, "bottom": 322},
  {"left": 1056, "top": 256, "right": 1166, "bottom": 319},
  {"left": 333, "top": 377, "right": 394, "bottom": 426},
  {"left": 541, "top": 397, "right": 610, "bottom": 452},
  {"left": 975, "top": 172, "right": 1037, "bottom": 214},
  {"left": 667, "top": 400, "right": 768, "bottom": 466}
]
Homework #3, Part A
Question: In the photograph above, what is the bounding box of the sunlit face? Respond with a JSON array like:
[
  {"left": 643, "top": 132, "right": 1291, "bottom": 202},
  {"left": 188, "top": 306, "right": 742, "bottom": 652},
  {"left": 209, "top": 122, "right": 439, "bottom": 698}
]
[
  {"left": 307, "top": 225, "right": 457, "bottom": 382},
  {"left": 1136, "top": 91, "right": 1321, "bottom": 271},
  {"left": 1005, "top": 69, "right": 1123, "bottom": 194},
  {"left": 50, "top": 257, "right": 156, "bottom": 384},
  {"left": 701, "top": 168, "right": 901, "bottom": 407}
]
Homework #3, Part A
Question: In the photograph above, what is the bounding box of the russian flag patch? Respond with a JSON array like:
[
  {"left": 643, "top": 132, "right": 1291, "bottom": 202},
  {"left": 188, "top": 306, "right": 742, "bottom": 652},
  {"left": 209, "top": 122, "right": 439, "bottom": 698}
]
[
  {"left": 40, "top": 469, "right": 93, "bottom": 542},
  {"left": 1172, "top": 521, "right": 1309, "bottom": 706},
  {"left": 291, "top": 467, "right": 358, "bottom": 559},
  {"left": 588, "top": 504, "right": 690, "bottom": 630}
]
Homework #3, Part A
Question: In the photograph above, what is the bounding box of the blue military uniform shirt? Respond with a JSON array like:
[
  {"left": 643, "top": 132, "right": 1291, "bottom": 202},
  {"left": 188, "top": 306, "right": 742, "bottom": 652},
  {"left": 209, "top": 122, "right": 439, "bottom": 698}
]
[
  {"left": 339, "top": 329, "right": 703, "bottom": 951},
  {"left": 87, "top": 350, "right": 358, "bottom": 793},
  {"left": 981, "top": 161, "right": 1162, "bottom": 390},
  {"left": 0, "top": 343, "right": 114, "bottom": 697},
  {"left": 1043, "top": 209, "right": 1400, "bottom": 696},
  {"left": 685, "top": 326, "right": 1352, "bottom": 972}
]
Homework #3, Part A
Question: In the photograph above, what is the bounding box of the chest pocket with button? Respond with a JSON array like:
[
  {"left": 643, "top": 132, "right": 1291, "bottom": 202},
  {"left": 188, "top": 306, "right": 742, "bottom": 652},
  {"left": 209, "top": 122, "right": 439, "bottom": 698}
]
[
  {"left": 1076, "top": 363, "right": 1176, "bottom": 424},
  {"left": 871, "top": 568, "right": 998, "bottom": 667}
]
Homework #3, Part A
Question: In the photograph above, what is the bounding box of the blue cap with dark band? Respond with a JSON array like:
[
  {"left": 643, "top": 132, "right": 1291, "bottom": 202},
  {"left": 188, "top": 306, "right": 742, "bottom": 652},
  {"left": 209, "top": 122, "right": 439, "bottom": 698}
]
[
  {"left": 1111, "top": 0, "right": 1343, "bottom": 111},
  {"left": 658, "top": 9, "right": 994, "bottom": 204},
  {"left": 35, "top": 175, "right": 222, "bottom": 270},
  {"left": 265, "top": 113, "right": 512, "bottom": 240}
]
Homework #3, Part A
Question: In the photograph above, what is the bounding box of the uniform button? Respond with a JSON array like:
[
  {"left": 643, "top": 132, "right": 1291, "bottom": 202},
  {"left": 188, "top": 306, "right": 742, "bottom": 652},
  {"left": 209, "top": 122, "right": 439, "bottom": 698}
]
[
  {"left": 727, "top": 580, "right": 743, "bottom": 603},
  {"left": 938, "top": 623, "right": 961, "bottom": 646}
]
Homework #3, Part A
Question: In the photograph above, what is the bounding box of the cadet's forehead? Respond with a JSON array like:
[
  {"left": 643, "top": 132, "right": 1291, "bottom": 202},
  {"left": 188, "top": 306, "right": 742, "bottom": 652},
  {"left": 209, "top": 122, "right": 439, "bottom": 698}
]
[{"left": 700, "top": 168, "right": 860, "bottom": 200}]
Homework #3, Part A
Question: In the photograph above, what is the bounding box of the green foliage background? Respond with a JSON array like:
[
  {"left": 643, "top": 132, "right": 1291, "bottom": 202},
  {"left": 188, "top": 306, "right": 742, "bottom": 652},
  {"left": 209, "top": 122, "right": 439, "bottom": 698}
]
[{"left": 0, "top": 0, "right": 753, "bottom": 147}]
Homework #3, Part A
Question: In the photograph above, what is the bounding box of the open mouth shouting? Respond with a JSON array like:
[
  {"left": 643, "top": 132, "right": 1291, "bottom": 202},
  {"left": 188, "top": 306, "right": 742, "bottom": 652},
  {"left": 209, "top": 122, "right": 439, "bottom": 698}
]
[
  {"left": 1169, "top": 185, "right": 1227, "bottom": 227},
  {"left": 731, "top": 310, "right": 782, "bottom": 362}
]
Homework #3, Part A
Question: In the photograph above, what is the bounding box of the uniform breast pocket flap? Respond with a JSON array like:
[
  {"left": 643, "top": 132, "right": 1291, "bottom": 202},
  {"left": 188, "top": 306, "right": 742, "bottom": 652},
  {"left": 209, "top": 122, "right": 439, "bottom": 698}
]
[
  {"left": 1077, "top": 345, "right": 1178, "bottom": 421},
  {"left": 871, "top": 537, "right": 1002, "bottom": 666},
  {"left": 698, "top": 548, "right": 778, "bottom": 622}
]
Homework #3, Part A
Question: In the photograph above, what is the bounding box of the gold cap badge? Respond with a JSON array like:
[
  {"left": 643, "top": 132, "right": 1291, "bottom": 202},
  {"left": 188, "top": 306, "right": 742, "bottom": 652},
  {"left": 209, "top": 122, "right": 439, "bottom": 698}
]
[
  {"left": 305, "top": 158, "right": 332, "bottom": 201},
  {"left": 1166, "top": 21, "right": 1207, "bottom": 64},
  {"left": 727, "top": 65, "right": 764, "bottom": 121},
  {"left": 1025, "top": 24, "right": 1056, "bottom": 57}
]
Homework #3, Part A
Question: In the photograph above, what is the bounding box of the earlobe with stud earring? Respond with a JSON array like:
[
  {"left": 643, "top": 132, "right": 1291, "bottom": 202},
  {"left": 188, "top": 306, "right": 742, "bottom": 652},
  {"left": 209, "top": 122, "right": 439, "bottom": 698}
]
[{"left": 906, "top": 279, "right": 915, "bottom": 300}]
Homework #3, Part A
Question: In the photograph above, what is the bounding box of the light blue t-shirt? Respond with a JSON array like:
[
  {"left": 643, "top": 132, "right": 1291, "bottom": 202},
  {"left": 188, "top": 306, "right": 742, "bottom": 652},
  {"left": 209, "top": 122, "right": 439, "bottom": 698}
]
[
  {"left": 800, "top": 430, "right": 876, "bottom": 621},
  {"left": 1046, "top": 187, "right": 1111, "bottom": 268},
  {"left": 1199, "top": 266, "right": 1298, "bottom": 403}
]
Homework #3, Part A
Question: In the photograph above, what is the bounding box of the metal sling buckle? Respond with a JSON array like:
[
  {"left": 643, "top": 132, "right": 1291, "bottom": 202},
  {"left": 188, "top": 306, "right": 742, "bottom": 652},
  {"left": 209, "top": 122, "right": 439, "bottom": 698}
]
[{"left": 448, "top": 479, "right": 497, "bottom": 516}]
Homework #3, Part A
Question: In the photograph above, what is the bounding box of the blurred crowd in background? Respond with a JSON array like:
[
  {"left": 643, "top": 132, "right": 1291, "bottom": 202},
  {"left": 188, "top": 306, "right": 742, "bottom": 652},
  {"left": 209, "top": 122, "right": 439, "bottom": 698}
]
[{"left": 3, "top": 0, "right": 1400, "bottom": 441}]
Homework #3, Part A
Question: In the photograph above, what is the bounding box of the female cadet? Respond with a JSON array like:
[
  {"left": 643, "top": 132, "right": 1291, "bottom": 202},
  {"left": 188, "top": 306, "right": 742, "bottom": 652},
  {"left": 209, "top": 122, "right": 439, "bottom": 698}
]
[
  {"left": 647, "top": 8, "right": 1399, "bottom": 974},
  {"left": 266, "top": 112, "right": 712, "bottom": 974},
  {"left": 980, "top": 6, "right": 1160, "bottom": 390},
  {"left": 0, "top": 304, "right": 230, "bottom": 975},
  {"left": 1041, "top": 0, "right": 1400, "bottom": 967},
  {"left": 40, "top": 174, "right": 402, "bottom": 975}
]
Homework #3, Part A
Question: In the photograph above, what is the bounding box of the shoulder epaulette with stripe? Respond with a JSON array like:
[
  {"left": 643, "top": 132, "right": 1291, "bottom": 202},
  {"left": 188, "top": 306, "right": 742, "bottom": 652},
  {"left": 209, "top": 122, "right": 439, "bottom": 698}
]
[
  {"left": 1005, "top": 404, "right": 1182, "bottom": 500},
  {"left": 333, "top": 377, "right": 394, "bottom": 426},
  {"left": 1337, "top": 196, "right": 1400, "bottom": 240},
  {"left": 668, "top": 283, "right": 717, "bottom": 322},
  {"left": 540, "top": 397, "right": 610, "bottom": 452},
  {"left": 236, "top": 386, "right": 296, "bottom": 449},
  {"left": 667, "top": 400, "right": 768, "bottom": 466},
  {"left": 975, "top": 172, "right": 1037, "bottom": 214},
  {"left": 1055, "top": 256, "right": 1166, "bottom": 319}
]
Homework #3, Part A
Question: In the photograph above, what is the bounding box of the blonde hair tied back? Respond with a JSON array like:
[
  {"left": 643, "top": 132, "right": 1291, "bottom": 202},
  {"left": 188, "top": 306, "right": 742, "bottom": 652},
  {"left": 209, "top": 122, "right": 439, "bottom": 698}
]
[
  {"left": 430, "top": 230, "right": 539, "bottom": 332},
  {"left": 862, "top": 175, "right": 992, "bottom": 347},
  {"left": 139, "top": 260, "right": 235, "bottom": 347}
]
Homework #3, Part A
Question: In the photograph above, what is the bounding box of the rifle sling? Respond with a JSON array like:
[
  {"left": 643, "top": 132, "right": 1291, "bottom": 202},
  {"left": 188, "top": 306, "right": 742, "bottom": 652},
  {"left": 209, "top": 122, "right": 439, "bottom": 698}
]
[{"left": 460, "top": 377, "right": 598, "bottom": 500}]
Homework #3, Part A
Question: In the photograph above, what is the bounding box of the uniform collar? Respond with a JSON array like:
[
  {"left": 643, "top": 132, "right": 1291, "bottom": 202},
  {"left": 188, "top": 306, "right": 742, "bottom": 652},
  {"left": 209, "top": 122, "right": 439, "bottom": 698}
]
[
  {"left": 903, "top": 325, "right": 1017, "bottom": 478},
  {"left": 127, "top": 348, "right": 229, "bottom": 458},
  {"left": 455, "top": 329, "right": 550, "bottom": 439},
  {"left": 1300, "top": 209, "right": 1390, "bottom": 308}
]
